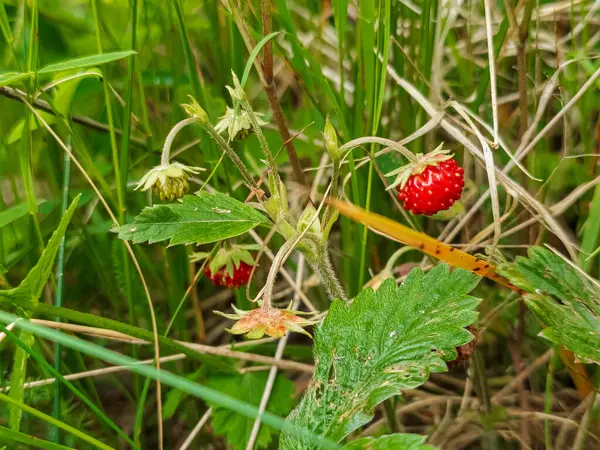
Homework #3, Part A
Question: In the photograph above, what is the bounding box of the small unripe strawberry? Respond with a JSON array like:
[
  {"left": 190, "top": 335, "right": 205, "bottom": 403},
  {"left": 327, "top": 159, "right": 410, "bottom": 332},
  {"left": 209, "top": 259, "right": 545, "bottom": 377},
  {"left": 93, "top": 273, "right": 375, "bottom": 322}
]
[
  {"left": 386, "top": 144, "right": 465, "bottom": 216},
  {"left": 152, "top": 175, "right": 190, "bottom": 201},
  {"left": 135, "top": 161, "right": 204, "bottom": 202},
  {"left": 205, "top": 261, "right": 253, "bottom": 288}
]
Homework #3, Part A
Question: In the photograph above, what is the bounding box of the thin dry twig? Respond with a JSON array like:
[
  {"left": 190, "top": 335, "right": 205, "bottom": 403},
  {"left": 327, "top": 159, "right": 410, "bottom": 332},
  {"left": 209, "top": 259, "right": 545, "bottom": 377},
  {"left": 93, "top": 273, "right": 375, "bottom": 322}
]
[
  {"left": 0, "top": 354, "right": 187, "bottom": 392},
  {"left": 493, "top": 350, "right": 552, "bottom": 401},
  {"left": 0, "top": 86, "right": 147, "bottom": 147},
  {"left": 178, "top": 408, "right": 213, "bottom": 450}
]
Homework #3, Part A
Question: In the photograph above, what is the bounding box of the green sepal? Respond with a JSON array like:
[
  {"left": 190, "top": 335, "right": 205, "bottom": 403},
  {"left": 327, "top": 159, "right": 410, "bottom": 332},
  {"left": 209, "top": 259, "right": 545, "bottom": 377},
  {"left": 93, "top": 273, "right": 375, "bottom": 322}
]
[
  {"left": 181, "top": 95, "right": 208, "bottom": 123},
  {"left": 321, "top": 209, "right": 339, "bottom": 241},
  {"left": 297, "top": 203, "right": 321, "bottom": 235},
  {"left": 208, "top": 245, "right": 255, "bottom": 278}
]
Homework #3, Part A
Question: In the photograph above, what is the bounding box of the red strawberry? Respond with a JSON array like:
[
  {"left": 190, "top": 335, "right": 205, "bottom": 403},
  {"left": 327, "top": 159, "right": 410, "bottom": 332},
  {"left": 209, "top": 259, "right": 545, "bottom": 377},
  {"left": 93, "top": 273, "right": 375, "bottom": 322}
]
[
  {"left": 386, "top": 144, "right": 464, "bottom": 216},
  {"left": 398, "top": 159, "right": 464, "bottom": 215},
  {"left": 205, "top": 261, "right": 253, "bottom": 288},
  {"left": 192, "top": 243, "right": 258, "bottom": 289}
]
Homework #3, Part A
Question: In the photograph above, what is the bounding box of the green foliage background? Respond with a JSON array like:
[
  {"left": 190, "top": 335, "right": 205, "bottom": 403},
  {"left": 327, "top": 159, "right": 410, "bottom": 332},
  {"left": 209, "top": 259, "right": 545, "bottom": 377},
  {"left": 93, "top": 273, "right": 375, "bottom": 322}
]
[{"left": 1, "top": 0, "right": 600, "bottom": 449}]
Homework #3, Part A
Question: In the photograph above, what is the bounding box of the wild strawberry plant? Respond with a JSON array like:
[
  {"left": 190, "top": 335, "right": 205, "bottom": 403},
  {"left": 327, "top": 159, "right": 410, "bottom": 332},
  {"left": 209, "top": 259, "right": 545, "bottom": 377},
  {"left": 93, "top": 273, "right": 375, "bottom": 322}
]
[{"left": 1, "top": 1, "right": 599, "bottom": 449}]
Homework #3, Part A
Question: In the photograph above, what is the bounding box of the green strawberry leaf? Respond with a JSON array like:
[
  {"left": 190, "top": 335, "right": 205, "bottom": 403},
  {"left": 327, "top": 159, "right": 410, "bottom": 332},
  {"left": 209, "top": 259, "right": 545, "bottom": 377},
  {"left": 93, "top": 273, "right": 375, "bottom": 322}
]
[
  {"left": 280, "top": 265, "right": 480, "bottom": 449},
  {"left": 207, "top": 371, "right": 295, "bottom": 450},
  {"left": 497, "top": 246, "right": 600, "bottom": 364},
  {"left": 343, "top": 434, "right": 436, "bottom": 450},
  {"left": 116, "top": 192, "right": 269, "bottom": 246}
]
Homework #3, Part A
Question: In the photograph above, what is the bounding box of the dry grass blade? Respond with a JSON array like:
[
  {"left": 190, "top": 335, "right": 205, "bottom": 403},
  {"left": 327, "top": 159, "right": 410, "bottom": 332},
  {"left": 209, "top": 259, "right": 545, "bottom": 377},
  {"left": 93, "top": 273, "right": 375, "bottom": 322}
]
[
  {"left": 385, "top": 62, "right": 579, "bottom": 260},
  {"left": 178, "top": 408, "right": 213, "bottom": 450}
]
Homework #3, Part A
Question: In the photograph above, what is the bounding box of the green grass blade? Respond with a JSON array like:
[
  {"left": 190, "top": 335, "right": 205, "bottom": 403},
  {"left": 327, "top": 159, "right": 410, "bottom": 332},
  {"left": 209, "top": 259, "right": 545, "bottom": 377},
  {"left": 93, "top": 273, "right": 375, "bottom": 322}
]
[
  {"left": 580, "top": 184, "right": 600, "bottom": 272},
  {"left": 332, "top": 0, "right": 349, "bottom": 109},
  {"left": 51, "top": 137, "right": 71, "bottom": 443},
  {"left": 0, "top": 425, "right": 74, "bottom": 450},
  {"left": 90, "top": 0, "right": 124, "bottom": 213},
  {"left": 8, "top": 330, "right": 34, "bottom": 431},
  {"left": 119, "top": 1, "right": 137, "bottom": 206},
  {"left": 38, "top": 51, "right": 136, "bottom": 74},
  {"left": 0, "top": 72, "right": 33, "bottom": 87},
  {"left": 240, "top": 31, "right": 281, "bottom": 87},
  {"left": 0, "top": 4, "right": 12, "bottom": 43},
  {"left": 358, "top": 0, "right": 391, "bottom": 290},
  {"left": 0, "top": 201, "right": 44, "bottom": 229},
  {"left": 0, "top": 391, "right": 114, "bottom": 450},
  {"left": 172, "top": 0, "right": 206, "bottom": 107},
  {"left": 0, "top": 195, "right": 80, "bottom": 307}
]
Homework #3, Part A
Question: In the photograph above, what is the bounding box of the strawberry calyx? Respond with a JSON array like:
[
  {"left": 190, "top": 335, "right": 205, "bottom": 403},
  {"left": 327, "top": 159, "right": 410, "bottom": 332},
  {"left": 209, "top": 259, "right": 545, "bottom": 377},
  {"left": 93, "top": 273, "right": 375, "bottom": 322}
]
[
  {"left": 385, "top": 143, "right": 454, "bottom": 192},
  {"left": 214, "top": 301, "right": 320, "bottom": 339},
  {"left": 208, "top": 244, "right": 257, "bottom": 279}
]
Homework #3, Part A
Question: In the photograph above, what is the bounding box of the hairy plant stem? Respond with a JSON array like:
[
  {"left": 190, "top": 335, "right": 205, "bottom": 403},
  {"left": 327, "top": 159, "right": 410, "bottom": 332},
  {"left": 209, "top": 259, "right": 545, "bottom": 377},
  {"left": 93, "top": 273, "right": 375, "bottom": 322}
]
[
  {"left": 161, "top": 118, "right": 197, "bottom": 165},
  {"left": 304, "top": 237, "right": 348, "bottom": 302},
  {"left": 261, "top": 238, "right": 300, "bottom": 309},
  {"left": 199, "top": 120, "right": 264, "bottom": 196},
  {"left": 239, "top": 96, "right": 282, "bottom": 189}
]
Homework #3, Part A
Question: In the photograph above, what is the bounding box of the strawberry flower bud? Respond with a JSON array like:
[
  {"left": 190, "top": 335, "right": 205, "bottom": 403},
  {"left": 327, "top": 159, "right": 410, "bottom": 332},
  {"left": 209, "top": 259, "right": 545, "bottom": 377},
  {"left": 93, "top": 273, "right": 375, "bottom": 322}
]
[
  {"left": 225, "top": 71, "right": 247, "bottom": 102},
  {"left": 181, "top": 96, "right": 208, "bottom": 123},
  {"left": 323, "top": 116, "right": 341, "bottom": 163}
]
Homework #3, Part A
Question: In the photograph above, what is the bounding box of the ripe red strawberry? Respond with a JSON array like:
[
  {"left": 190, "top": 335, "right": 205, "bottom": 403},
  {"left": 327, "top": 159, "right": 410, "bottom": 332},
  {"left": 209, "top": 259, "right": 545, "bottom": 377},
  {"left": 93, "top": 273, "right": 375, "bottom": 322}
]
[
  {"left": 398, "top": 159, "right": 464, "bottom": 215},
  {"left": 386, "top": 144, "right": 464, "bottom": 216},
  {"left": 205, "top": 261, "right": 253, "bottom": 288},
  {"left": 192, "top": 243, "right": 258, "bottom": 289}
]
